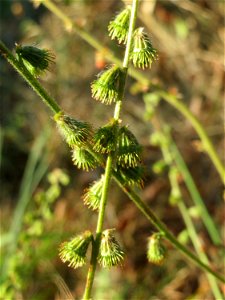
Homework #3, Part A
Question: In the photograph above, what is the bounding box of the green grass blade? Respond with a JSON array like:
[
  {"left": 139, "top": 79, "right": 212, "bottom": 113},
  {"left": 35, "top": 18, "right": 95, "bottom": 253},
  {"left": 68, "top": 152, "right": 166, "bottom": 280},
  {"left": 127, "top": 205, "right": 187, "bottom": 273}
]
[{"left": 1, "top": 126, "right": 51, "bottom": 278}]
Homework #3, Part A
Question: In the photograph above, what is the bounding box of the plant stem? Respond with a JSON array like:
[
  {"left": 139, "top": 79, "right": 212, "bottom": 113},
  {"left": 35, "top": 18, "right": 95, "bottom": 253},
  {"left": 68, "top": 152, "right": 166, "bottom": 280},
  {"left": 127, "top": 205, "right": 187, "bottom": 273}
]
[
  {"left": 82, "top": 155, "right": 113, "bottom": 300},
  {"left": 170, "top": 139, "right": 221, "bottom": 245},
  {"left": 85, "top": 145, "right": 225, "bottom": 284},
  {"left": 178, "top": 201, "right": 224, "bottom": 299},
  {"left": 151, "top": 119, "right": 221, "bottom": 245},
  {"left": 0, "top": 41, "right": 61, "bottom": 114},
  {"left": 158, "top": 127, "right": 223, "bottom": 298},
  {"left": 114, "top": 178, "right": 225, "bottom": 283},
  {"left": 83, "top": 1, "right": 139, "bottom": 298},
  {"left": 41, "top": 1, "right": 224, "bottom": 183},
  {"left": 156, "top": 91, "right": 225, "bottom": 184}
]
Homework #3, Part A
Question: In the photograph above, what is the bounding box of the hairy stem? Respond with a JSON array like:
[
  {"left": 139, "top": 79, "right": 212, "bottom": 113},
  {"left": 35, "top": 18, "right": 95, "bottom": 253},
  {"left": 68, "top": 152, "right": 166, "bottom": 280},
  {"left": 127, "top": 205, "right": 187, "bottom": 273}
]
[
  {"left": 114, "top": 178, "right": 225, "bottom": 283},
  {"left": 158, "top": 127, "right": 223, "bottom": 298},
  {"left": 178, "top": 201, "right": 224, "bottom": 299},
  {"left": 82, "top": 155, "right": 113, "bottom": 300},
  {"left": 156, "top": 91, "right": 225, "bottom": 184},
  {"left": 0, "top": 41, "right": 61, "bottom": 114},
  {"left": 170, "top": 139, "right": 221, "bottom": 245},
  {"left": 83, "top": 1, "right": 139, "bottom": 298}
]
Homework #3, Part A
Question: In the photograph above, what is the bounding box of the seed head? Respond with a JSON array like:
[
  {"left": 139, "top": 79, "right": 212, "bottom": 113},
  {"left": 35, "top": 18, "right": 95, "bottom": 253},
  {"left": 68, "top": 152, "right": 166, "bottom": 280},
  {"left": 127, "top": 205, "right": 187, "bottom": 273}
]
[
  {"left": 91, "top": 66, "right": 122, "bottom": 105},
  {"left": 59, "top": 231, "right": 93, "bottom": 269},
  {"left": 147, "top": 233, "right": 166, "bottom": 265},
  {"left": 54, "top": 112, "right": 92, "bottom": 148},
  {"left": 16, "top": 44, "right": 55, "bottom": 77},
  {"left": 130, "top": 28, "right": 157, "bottom": 69},
  {"left": 98, "top": 229, "right": 125, "bottom": 268},
  {"left": 108, "top": 6, "right": 131, "bottom": 44}
]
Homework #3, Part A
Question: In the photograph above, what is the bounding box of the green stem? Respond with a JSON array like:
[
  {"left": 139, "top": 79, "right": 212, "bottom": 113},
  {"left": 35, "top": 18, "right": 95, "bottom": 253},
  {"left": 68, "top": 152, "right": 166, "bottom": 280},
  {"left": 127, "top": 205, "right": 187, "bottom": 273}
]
[
  {"left": 41, "top": 0, "right": 224, "bottom": 183},
  {"left": 83, "top": 1, "right": 139, "bottom": 298},
  {"left": 0, "top": 41, "right": 61, "bottom": 114},
  {"left": 123, "top": 0, "right": 138, "bottom": 68},
  {"left": 86, "top": 146, "right": 224, "bottom": 284},
  {"left": 178, "top": 201, "right": 224, "bottom": 299},
  {"left": 158, "top": 127, "right": 223, "bottom": 297},
  {"left": 156, "top": 91, "right": 225, "bottom": 184},
  {"left": 170, "top": 139, "right": 221, "bottom": 245},
  {"left": 82, "top": 155, "right": 113, "bottom": 300},
  {"left": 113, "top": 177, "right": 225, "bottom": 283},
  {"left": 96, "top": 156, "right": 114, "bottom": 233},
  {"left": 157, "top": 125, "right": 221, "bottom": 245}
]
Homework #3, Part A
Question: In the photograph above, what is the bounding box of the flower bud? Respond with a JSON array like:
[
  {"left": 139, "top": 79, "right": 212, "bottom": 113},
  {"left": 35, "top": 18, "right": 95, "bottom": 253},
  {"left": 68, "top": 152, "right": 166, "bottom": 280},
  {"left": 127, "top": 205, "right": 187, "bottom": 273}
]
[
  {"left": 98, "top": 229, "right": 125, "bottom": 268},
  {"left": 117, "top": 126, "right": 142, "bottom": 168},
  {"left": 91, "top": 66, "right": 122, "bottom": 105},
  {"left": 115, "top": 165, "right": 144, "bottom": 188},
  {"left": 168, "top": 167, "right": 182, "bottom": 205},
  {"left": 93, "top": 121, "right": 118, "bottom": 153},
  {"left": 59, "top": 231, "right": 93, "bottom": 269},
  {"left": 83, "top": 175, "right": 104, "bottom": 210},
  {"left": 149, "top": 132, "right": 164, "bottom": 146},
  {"left": 147, "top": 233, "right": 166, "bottom": 265},
  {"left": 72, "top": 147, "right": 99, "bottom": 171},
  {"left": 143, "top": 93, "right": 160, "bottom": 120},
  {"left": 108, "top": 6, "right": 131, "bottom": 44},
  {"left": 54, "top": 112, "right": 92, "bottom": 147},
  {"left": 152, "top": 160, "right": 168, "bottom": 174},
  {"left": 130, "top": 27, "right": 157, "bottom": 69},
  {"left": 15, "top": 44, "right": 55, "bottom": 77}
]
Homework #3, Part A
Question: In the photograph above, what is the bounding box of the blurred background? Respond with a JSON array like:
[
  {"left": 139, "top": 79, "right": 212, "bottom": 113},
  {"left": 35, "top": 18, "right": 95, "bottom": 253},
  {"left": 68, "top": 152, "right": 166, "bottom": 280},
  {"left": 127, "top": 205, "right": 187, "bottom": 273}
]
[{"left": 1, "top": 0, "right": 224, "bottom": 299}]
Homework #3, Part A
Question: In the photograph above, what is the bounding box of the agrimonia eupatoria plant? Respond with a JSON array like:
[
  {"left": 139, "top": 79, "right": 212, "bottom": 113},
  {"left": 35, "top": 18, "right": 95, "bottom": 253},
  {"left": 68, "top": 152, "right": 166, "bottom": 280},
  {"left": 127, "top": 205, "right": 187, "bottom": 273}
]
[
  {"left": 1, "top": 0, "right": 224, "bottom": 298},
  {"left": 56, "top": 1, "right": 158, "bottom": 298},
  {"left": 0, "top": 2, "right": 171, "bottom": 299}
]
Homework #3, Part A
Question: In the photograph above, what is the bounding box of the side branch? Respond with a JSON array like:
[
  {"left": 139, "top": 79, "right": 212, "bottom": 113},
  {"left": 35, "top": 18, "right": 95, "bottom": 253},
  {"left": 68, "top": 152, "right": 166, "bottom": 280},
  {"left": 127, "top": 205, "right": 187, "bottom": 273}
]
[{"left": 0, "top": 41, "right": 61, "bottom": 114}]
